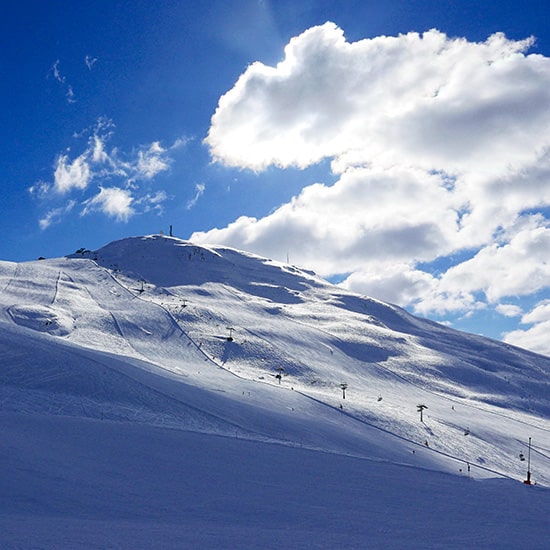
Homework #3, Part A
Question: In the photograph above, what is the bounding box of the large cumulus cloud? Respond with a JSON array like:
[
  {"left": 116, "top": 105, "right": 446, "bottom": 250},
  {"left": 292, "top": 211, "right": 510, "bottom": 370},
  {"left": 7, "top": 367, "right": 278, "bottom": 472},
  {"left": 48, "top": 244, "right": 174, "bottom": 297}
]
[
  {"left": 196, "top": 23, "right": 550, "bottom": 354},
  {"left": 206, "top": 24, "right": 548, "bottom": 175}
]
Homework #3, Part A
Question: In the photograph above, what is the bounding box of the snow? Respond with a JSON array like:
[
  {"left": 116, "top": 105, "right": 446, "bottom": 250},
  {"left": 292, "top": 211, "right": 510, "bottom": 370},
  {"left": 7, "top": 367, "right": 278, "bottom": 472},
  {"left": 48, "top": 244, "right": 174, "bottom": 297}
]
[
  {"left": 2, "top": 413, "right": 549, "bottom": 549},
  {"left": 1, "top": 234, "right": 549, "bottom": 548},
  {"left": 8, "top": 303, "right": 74, "bottom": 336}
]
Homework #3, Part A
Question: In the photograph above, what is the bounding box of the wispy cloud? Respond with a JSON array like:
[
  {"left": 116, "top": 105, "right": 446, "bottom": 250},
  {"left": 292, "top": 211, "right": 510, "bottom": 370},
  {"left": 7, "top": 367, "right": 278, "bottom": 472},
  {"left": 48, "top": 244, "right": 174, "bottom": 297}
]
[
  {"left": 28, "top": 180, "right": 51, "bottom": 198},
  {"left": 138, "top": 191, "right": 168, "bottom": 215},
  {"left": 51, "top": 59, "right": 65, "bottom": 83},
  {"left": 186, "top": 183, "right": 205, "bottom": 210},
  {"left": 521, "top": 299, "right": 550, "bottom": 324},
  {"left": 196, "top": 23, "right": 550, "bottom": 353},
  {"left": 50, "top": 59, "right": 76, "bottom": 103},
  {"left": 66, "top": 85, "right": 76, "bottom": 104},
  {"left": 85, "top": 55, "right": 98, "bottom": 70},
  {"left": 39, "top": 201, "right": 76, "bottom": 230},
  {"left": 31, "top": 118, "right": 185, "bottom": 225}
]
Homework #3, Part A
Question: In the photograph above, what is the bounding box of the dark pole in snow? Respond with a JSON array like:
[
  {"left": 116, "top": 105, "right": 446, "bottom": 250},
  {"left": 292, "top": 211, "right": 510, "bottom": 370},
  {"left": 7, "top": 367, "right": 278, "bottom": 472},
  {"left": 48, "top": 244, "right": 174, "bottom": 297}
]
[
  {"left": 340, "top": 383, "right": 348, "bottom": 399},
  {"left": 524, "top": 437, "right": 532, "bottom": 485},
  {"left": 417, "top": 404, "right": 428, "bottom": 423}
]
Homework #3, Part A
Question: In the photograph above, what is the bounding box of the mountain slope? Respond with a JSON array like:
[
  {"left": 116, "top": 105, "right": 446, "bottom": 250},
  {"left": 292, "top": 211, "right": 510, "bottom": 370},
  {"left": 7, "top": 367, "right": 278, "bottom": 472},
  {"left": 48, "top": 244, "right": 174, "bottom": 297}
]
[
  {"left": 1, "top": 234, "right": 549, "bottom": 478},
  {"left": 1, "top": 234, "right": 549, "bottom": 547}
]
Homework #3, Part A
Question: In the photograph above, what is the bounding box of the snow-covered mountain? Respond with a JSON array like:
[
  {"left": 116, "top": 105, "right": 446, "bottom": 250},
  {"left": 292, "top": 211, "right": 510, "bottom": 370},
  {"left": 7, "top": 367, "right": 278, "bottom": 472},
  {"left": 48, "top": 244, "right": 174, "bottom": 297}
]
[{"left": 1, "top": 235, "right": 549, "bottom": 548}]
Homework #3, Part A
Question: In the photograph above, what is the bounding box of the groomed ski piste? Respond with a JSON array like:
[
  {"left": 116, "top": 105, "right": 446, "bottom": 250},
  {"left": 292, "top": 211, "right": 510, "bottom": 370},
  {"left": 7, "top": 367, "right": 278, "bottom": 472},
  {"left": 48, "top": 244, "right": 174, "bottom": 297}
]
[{"left": 1, "top": 235, "right": 549, "bottom": 548}]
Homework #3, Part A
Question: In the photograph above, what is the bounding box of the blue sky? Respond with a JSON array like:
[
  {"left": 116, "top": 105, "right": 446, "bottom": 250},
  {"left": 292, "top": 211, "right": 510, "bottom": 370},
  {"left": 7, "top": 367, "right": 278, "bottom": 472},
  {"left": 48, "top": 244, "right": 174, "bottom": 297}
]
[{"left": 2, "top": 0, "right": 549, "bottom": 355}]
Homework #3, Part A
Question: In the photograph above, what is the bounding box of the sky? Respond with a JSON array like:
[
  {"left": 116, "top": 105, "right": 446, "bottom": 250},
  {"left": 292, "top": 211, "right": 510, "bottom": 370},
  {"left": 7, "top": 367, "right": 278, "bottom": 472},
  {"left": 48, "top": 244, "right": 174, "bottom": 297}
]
[{"left": 1, "top": 0, "right": 549, "bottom": 356}]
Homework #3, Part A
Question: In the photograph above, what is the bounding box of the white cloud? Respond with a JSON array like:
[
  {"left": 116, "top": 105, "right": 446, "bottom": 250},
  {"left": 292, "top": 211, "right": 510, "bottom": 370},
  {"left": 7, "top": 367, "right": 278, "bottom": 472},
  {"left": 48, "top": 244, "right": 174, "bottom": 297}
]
[
  {"left": 206, "top": 24, "right": 546, "bottom": 176},
  {"left": 51, "top": 60, "right": 65, "bottom": 83},
  {"left": 170, "top": 136, "right": 191, "bottom": 150},
  {"left": 193, "top": 166, "right": 460, "bottom": 273},
  {"left": 137, "top": 191, "right": 168, "bottom": 215},
  {"left": 521, "top": 299, "right": 550, "bottom": 324},
  {"left": 135, "top": 142, "right": 171, "bottom": 180},
  {"left": 82, "top": 187, "right": 134, "bottom": 221},
  {"left": 32, "top": 118, "right": 178, "bottom": 226},
  {"left": 85, "top": 55, "right": 98, "bottom": 70},
  {"left": 496, "top": 304, "right": 523, "bottom": 317},
  {"left": 503, "top": 300, "right": 550, "bottom": 356},
  {"left": 54, "top": 153, "right": 91, "bottom": 193},
  {"left": 39, "top": 201, "right": 76, "bottom": 230},
  {"left": 28, "top": 180, "right": 51, "bottom": 198},
  {"left": 66, "top": 85, "right": 76, "bottom": 103},
  {"left": 196, "top": 23, "right": 550, "bottom": 325},
  {"left": 186, "top": 183, "right": 205, "bottom": 210},
  {"left": 50, "top": 59, "right": 77, "bottom": 103},
  {"left": 340, "top": 264, "right": 436, "bottom": 307},
  {"left": 434, "top": 221, "right": 550, "bottom": 304},
  {"left": 504, "top": 320, "right": 550, "bottom": 357}
]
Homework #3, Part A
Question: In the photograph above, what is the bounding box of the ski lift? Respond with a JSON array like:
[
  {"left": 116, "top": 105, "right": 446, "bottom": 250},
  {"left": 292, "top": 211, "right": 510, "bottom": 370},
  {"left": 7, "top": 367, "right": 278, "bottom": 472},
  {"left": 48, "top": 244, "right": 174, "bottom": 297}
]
[
  {"left": 464, "top": 428, "right": 470, "bottom": 436},
  {"left": 519, "top": 452, "right": 525, "bottom": 461}
]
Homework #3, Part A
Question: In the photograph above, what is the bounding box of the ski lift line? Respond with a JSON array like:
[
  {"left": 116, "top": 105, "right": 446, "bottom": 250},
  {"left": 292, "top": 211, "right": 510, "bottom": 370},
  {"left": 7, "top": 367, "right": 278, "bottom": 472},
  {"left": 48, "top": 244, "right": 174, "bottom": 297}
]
[
  {"left": 121, "top": 273, "right": 235, "bottom": 352},
  {"left": 522, "top": 441, "right": 550, "bottom": 454},
  {"left": 248, "top": 289, "right": 550, "bottom": 432},
  {"left": 294, "top": 388, "right": 517, "bottom": 482},
  {"left": 50, "top": 261, "right": 261, "bottom": 391},
  {"left": 249, "top": 302, "right": 536, "bottom": 422},
  {"left": 94, "top": 261, "right": 252, "bottom": 384},
  {"left": 151, "top": 300, "right": 258, "bottom": 385},
  {"left": 531, "top": 446, "right": 550, "bottom": 460},
  {"left": 167, "top": 287, "right": 548, "bottom": 441},
  {"left": 518, "top": 440, "right": 550, "bottom": 462},
  {"left": 90, "top": 259, "right": 197, "bottom": 343}
]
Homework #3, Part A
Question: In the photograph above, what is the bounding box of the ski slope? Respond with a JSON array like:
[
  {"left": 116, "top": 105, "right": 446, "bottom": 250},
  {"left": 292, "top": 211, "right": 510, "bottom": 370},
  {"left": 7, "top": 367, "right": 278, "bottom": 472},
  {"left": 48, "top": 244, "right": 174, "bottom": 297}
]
[{"left": 1, "top": 235, "right": 549, "bottom": 548}]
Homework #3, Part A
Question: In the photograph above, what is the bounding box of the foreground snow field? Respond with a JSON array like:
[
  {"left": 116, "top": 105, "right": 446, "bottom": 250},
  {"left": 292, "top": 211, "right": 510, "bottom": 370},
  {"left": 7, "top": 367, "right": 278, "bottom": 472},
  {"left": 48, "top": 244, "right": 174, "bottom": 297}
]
[
  {"left": 2, "top": 413, "right": 549, "bottom": 549},
  {"left": 1, "top": 235, "right": 549, "bottom": 548}
]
